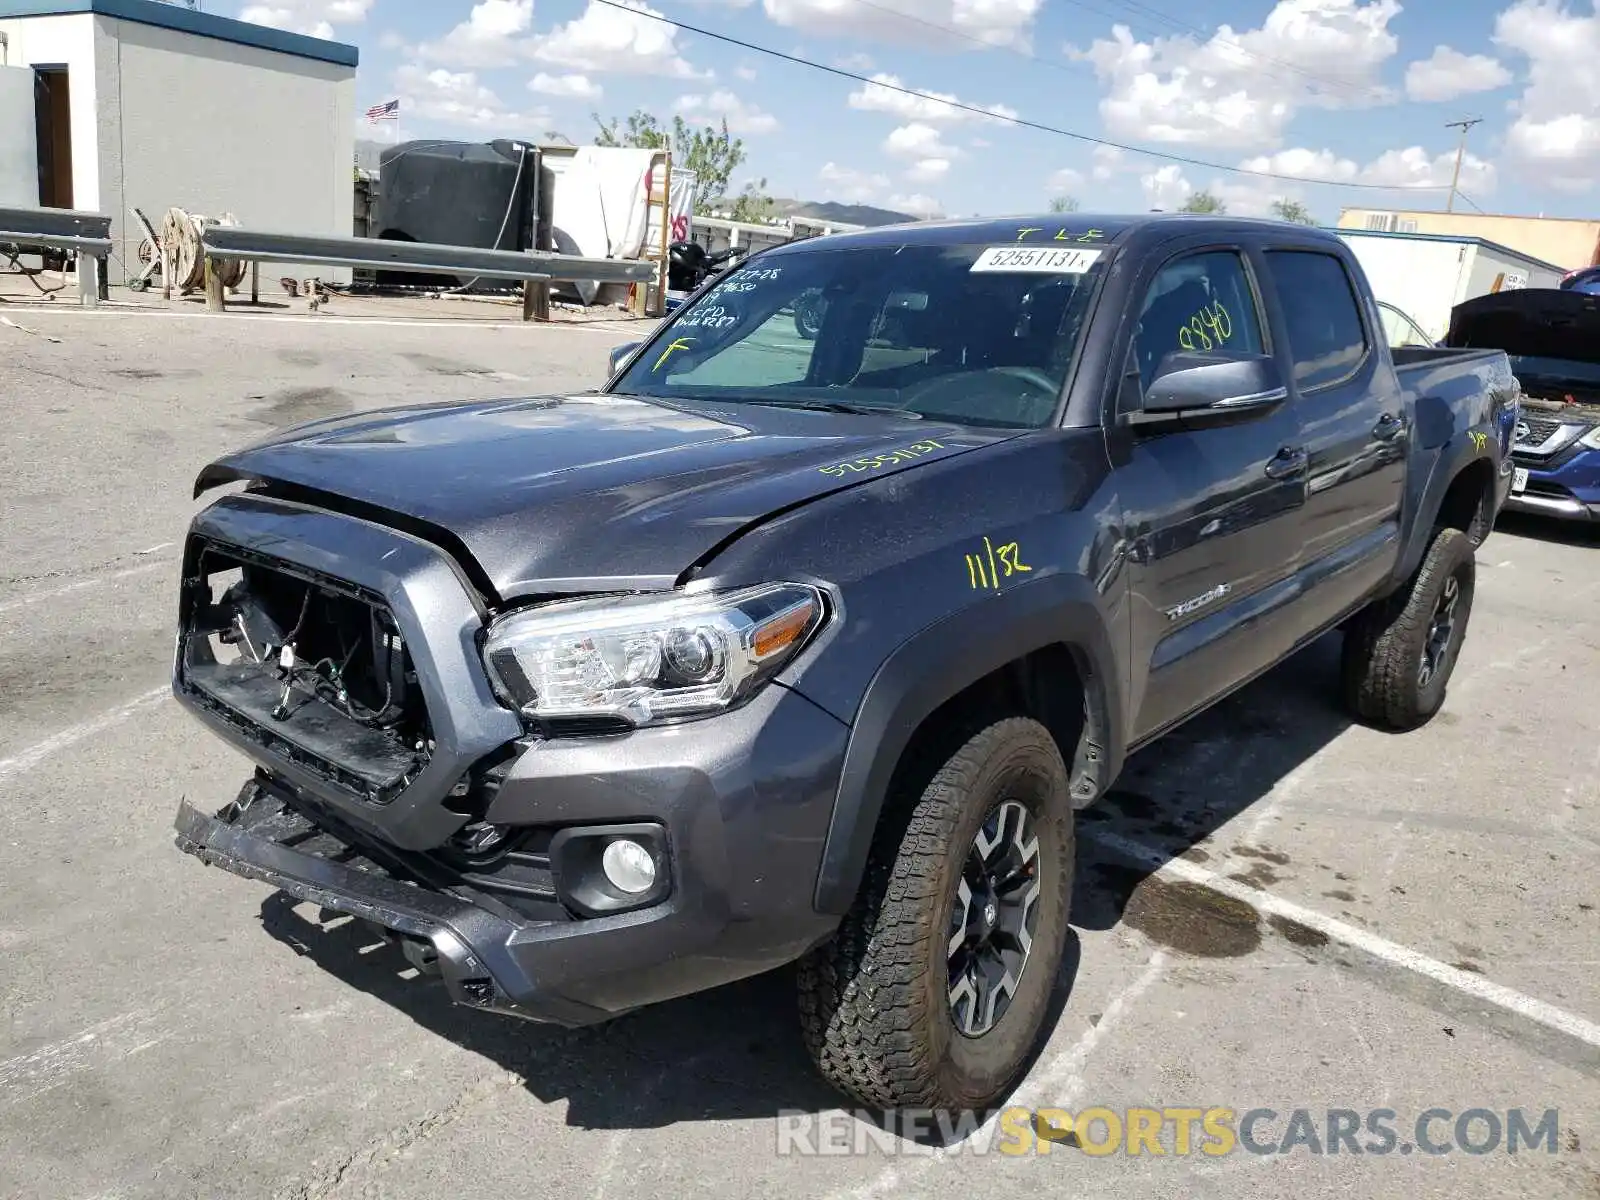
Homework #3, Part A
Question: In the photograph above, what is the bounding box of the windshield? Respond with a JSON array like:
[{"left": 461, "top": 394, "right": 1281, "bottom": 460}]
[{"left": 610, "top": 241, "right": 1111, "bottom": 429}]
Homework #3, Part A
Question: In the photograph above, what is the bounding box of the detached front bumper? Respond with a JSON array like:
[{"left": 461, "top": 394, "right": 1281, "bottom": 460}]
[{"left": 176, "top": 669, "right": 848, "bottom": 1026}]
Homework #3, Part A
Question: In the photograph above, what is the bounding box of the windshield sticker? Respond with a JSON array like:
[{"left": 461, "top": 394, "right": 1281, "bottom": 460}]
[
  {"left": 971, "top": 246, "right": 1103, "bottom": 275},
  {"left": 966, "top": 536, "right": 1033, "bottom": 591},
  {"left": 676, "top": 304, "right": 739, "bottom": 330},
  {"left": 819, "top": 438, "right": 946, "bottom": 477},
  {"left": 1177, "top": 300, "right": 1233, "bottom": 352},
  {"left": 651, "top": 336, "right": 695, "bottom": 371},
  {"left": 1014, "top": 227, "right": 1106, "bottom": 243}
]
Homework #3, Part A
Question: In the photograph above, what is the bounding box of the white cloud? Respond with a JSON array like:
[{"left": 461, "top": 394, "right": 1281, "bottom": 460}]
[
  {"left": 1091, "top": 145, "right": 1129, "bottom": 181},
  {"left": 761, "top": 0, "right": 1041, "bottom": 50},
  {"left": 239, "top": 0, "right": 370, "bottom": 40},
  {"left": 906, "top": 157, "right": 952, "bottom": 183},
  {"left": 1141, "top": 164, "right": 1194, "bottom": 210},
  {"left": 534, "top": 0, "right": 707, "bottom": 78},
  {"left": 675, "top": 90, "right": 779, "bottom": 133},
  {"left": 1360, "top": 146, "right": 1496, "bottom": 191},
  {"left": 1238, "top": 147, "right": 1359, "bottom": 182},
  {"left": 1494, "top": 0, "right": 1600, "bottom": 188},
  {"left": 884, "top": 122, "right": 959, "bottom": 160},
  {"left": 1073, "top": 0, "right": 1402, "bottom": 152},
  {"left": 1403, "top": 45, "right": 1512, "bottom": 103},
  {"left": 531, "top": 72, "right": 603, "bottom": 98},
  {"left": 819, "top": 161, "right": 889, "bottom": 202},
  {"left": 887, "top": 192, "right": 944, "bottom": 217},
  {"left": 1237, "top": 143, "right": 1496, "bottom": 193},
  {"left": 394, "top": 63, "right": 546, "bottom": 129},
  {"left": 735, "top": 64, "right": 759, "bottom": 80},
  {"left": 847, "top": 73, "right": 1017, "bottom": 124},
  {"left": 418, "top": 0, "right": 536, "bottom": 68},
  {"left": 1046, "top": 166, "right": 1085, "bottom": 194},
  {"left": 835, "top": 52, "right": 876, "bottom": 71}
]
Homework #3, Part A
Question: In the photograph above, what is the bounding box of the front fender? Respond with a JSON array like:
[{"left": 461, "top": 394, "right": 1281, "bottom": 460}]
[{"left": 810, "top": 571, "right": 1123, "bottom": 915}]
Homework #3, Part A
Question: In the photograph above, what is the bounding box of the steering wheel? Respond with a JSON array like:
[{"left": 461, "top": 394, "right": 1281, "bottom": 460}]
[
  {"left": 988, "top": 366, "right": 1061, "bottom": 395},
  {"left": 899, "top": 366, "right": 1061, "bottom": 423}
]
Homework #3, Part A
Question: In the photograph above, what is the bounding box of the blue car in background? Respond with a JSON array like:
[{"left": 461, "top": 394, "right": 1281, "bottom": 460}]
[
  {"left": 1560, "top": 265, "right": 1600, "bottom": 296},
  {"left": 1446, "top": 288, "right": 1600, "bottom": 524}
]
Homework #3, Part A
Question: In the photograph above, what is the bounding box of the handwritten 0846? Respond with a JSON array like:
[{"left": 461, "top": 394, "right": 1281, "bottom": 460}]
[{"left": 966, "top": 536, "right": 1032, "bottom": 591}]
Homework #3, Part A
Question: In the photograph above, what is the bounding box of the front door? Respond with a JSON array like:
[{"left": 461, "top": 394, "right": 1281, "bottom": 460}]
[{"left": 1115, "top": 245, "right": 1309, "bottom": 741}]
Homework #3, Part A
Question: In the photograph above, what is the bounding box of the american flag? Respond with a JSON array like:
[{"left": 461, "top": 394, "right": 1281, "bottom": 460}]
[{"left": 365, "top": 99, "right": 399, "bottom": 123}]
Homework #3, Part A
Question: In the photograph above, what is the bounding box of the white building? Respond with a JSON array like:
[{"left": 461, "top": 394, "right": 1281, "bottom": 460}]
[
  {"left": 1335, "top": 228, "right": 1567, "bottom": 344},
  {"left": 0, "top": 0, "right": 357, "bottom": 284}
]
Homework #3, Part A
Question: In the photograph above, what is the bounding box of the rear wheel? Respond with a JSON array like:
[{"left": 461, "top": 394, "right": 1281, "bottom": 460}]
[
  {"left": 1340, "top": 525, "right": 1477, "bottom": 730},
  {"left": 796, "top": 717, "right": 1075, "bottom": 1111}
]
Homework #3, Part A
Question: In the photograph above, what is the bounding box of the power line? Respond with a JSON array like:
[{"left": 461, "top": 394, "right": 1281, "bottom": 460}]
[{"left": 613, "top": 0, "right": 1449, "bottom": 191}]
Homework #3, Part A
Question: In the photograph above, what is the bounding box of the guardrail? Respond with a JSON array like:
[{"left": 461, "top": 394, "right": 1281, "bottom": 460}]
[
  {"left": 197, "top": 227, "right": 657, "bottom": 321},
  {"left": 0, "top": 204, "right": 113, "bottom": 307}
]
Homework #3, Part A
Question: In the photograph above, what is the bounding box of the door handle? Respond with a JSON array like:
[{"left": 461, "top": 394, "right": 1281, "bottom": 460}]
[
  {"left": 1264, "top": 447, "right": 1308, "bottom": 480},
  {"left": 1373, "top": 412, "right": 1405, "bottom": 441}
]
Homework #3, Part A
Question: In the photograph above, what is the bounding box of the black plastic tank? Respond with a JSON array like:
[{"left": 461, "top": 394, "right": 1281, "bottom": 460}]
[{"left": 372, "top": 139, "right": 539, "bottom": 289}]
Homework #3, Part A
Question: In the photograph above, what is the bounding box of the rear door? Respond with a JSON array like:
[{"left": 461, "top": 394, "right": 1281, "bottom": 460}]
[
  {"left": 1257, "top": 247, "right": 1406, "bottom": 625},
  {"left": 1112, "top": 241, "right": 1311, "bottom": 742}
]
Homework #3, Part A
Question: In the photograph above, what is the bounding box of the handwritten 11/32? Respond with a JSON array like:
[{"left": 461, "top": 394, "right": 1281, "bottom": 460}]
[{"left": 967, "top": 536, "right": 1032, "bottom": 591}]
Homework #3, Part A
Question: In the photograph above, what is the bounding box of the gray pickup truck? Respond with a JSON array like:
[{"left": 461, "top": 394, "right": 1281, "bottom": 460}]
[{"left": 171, "top": 213, "right": 1518, "bottom": 1113}]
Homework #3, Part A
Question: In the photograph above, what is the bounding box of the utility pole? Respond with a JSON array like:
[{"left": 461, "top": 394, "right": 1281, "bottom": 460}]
[{"left": 1445, "top": 117, "right": 1482, "bottom": 213}]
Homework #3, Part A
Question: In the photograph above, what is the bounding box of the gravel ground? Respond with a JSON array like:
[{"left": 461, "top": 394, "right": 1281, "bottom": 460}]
[{"left": 2, "top": 302, "right": 1597, "bottom": 1200}]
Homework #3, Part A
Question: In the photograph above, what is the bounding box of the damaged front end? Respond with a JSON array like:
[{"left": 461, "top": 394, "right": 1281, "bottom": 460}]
[{"left": 178, "top": 537, "right": 435, "bottom": 808}]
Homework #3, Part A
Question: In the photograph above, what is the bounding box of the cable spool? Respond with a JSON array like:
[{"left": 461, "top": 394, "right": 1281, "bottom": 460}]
[{"left": 160, "top": 207, "right": 247, "bottom": 293}]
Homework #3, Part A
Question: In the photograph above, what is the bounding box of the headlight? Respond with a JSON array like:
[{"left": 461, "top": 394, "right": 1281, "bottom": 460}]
[
  {"left": 482, "top": 582, "right": 827, "bottom": 728},
  {"left": 1578, "top": 425, "right": 1600, "bottom": 450}
]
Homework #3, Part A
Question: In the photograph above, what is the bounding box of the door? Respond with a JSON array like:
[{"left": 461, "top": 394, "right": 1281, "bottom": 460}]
[
  {"left": 1118, "top": 246, "right": 1310, "bottom": 741},
  {"left": 1258, "top": 248, "right": 1406, "bottom": 624},
  {"left": 33, "top": 67, "right": 72, "bottom": 273}
]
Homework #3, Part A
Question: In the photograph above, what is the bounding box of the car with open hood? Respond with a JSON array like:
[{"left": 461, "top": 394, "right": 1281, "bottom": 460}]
[{"left": 1446, "top": 288, "right": 1600, "bottom": 524}]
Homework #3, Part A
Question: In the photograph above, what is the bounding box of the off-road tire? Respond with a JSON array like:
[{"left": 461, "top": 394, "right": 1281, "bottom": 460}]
[
  {"left": 1340, "top": 525, "right": 1477, "bottom": 730},
  {"left": 796, "top": 717, "right": 1075, "bottom": 1111}
]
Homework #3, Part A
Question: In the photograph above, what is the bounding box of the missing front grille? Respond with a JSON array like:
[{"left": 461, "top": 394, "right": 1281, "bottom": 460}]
[{"left": 179, "top": 538, "right": 434, "bottom": 804}]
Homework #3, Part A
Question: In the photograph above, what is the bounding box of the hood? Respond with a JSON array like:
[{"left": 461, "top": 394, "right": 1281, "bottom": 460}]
[
  {"left": 1446, "top": 288, "right": 1600, "bottom": 365},
  {"left": 197, "top": 392, "right": 1017, "bottom": 601}
]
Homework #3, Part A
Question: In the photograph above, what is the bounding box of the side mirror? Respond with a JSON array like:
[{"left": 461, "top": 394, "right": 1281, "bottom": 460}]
[
  {"left": 608, "top": 341, "right": 643, "bottom": 378},
  {"left": 1131, "top": 353, "right": 1288, "bottom": 429}
]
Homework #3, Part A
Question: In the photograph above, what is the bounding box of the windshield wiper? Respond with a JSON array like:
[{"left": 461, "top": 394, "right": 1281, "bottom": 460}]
[{"left": 740, "top": 398, "right": 922, "bottom": 418}]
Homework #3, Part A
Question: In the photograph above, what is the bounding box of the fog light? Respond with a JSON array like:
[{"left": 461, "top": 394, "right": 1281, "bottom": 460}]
[{"left": 601, "top": 838, "right": 657, "bottom": 894}]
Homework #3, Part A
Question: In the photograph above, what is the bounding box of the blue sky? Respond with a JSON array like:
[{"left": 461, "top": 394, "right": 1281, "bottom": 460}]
[{"left": 235, "top": 0, "right": 1600, "bottom": 223}]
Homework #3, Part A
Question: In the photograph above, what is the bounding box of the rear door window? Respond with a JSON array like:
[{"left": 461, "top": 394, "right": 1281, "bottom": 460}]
[{"left": 1264, "top": 250, "right": 1370, "bottom": 389}]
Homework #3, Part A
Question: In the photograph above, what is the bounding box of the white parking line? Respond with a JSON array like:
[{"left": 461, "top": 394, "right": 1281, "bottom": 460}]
[
  {"left": 1085, "top": 826, "right": 1600, "bottom": 1051},
  {"left": 0, "top": 686, "right": 169, "bottom": 782},
  {"left": 0, "top": 560, "right": 169, "bottom": 617}
]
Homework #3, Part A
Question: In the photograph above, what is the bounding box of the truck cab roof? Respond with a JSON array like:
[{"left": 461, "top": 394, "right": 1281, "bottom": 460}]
[{"left": 758, "top": 212, "right": 1352, "bottom": 256}]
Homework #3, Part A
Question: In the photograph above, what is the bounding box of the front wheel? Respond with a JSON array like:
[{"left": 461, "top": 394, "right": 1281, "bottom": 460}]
[
  {"left": 1340, "top": 525, "right": 1477, "bottom": 730},
  {"left": 796, "top": 717, "right": 1075, "bottom": 1111}
]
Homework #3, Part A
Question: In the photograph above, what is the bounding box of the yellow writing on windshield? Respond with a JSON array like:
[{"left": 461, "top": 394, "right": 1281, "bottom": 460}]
[
  {"left": 1177, "top": 301, "right": 1234, "bottom": 352},
  {"left": 652, "top": 337, "right": 695, "bottom": 371}
]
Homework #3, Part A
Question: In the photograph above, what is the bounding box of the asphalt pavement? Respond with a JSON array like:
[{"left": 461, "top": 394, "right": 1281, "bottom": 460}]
[{"left": 1, "top": 300, "right": 1597, "bottom": 1199}]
